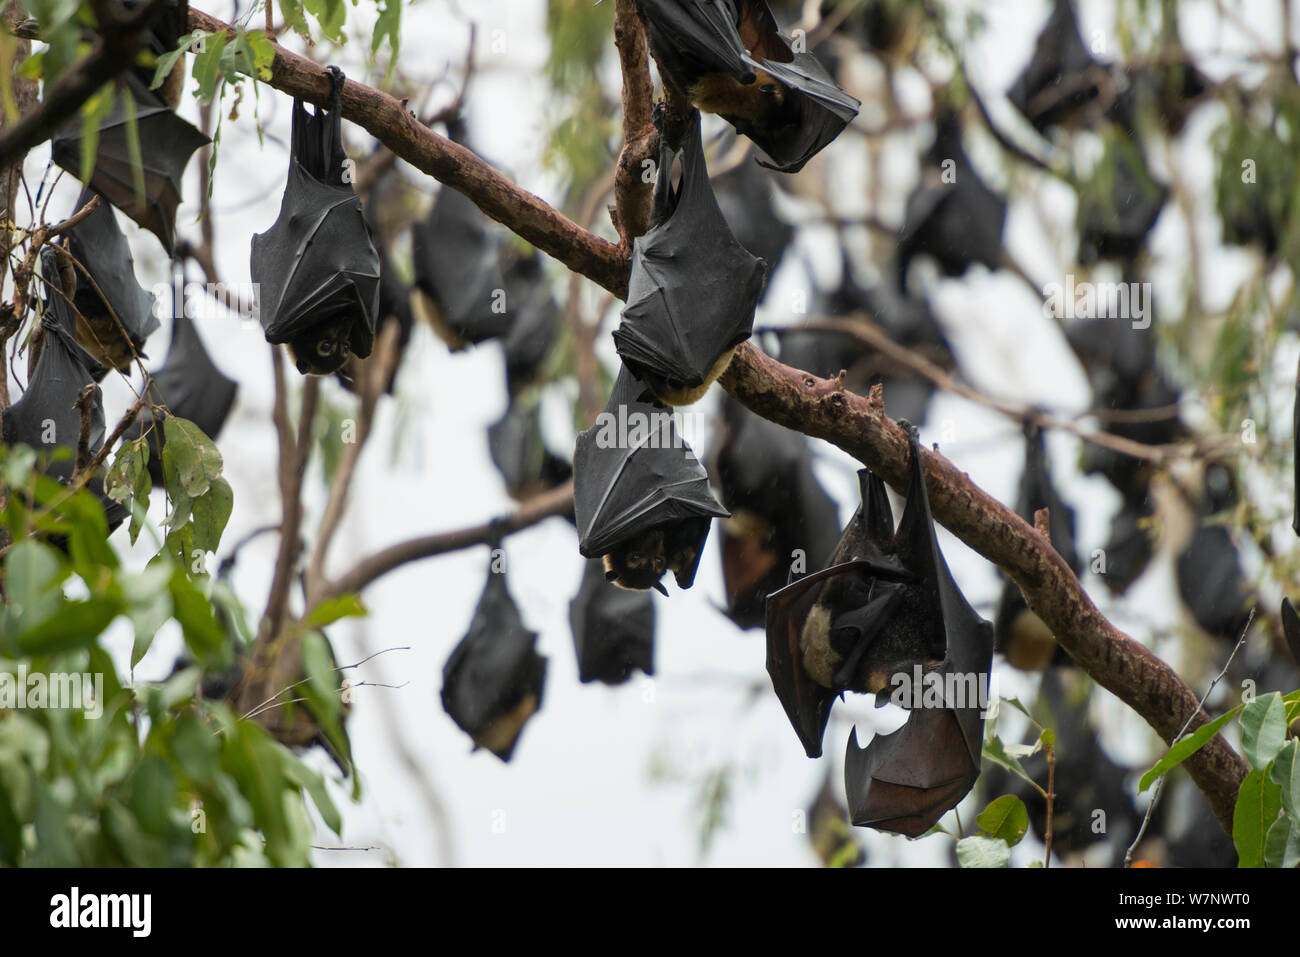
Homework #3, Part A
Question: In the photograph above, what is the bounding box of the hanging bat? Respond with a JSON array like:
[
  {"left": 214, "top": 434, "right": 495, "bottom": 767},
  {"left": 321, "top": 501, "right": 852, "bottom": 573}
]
[
  {"left": 635, "top": 0, "right": 860, "bottom": 172},
  {"left": 500, "top": 250, "right": 561, "bottom": 396},
  {"left": 2, "top": 291, "right": 126, "bottom": 532},
  {"left": 251, "top": 67, "right": 381, "bottom": 376},
  {"left": 411, "top": 120, "right": 510, "bottom": 350},
  {"left": 613, "top": 109, "right": 767, "bottom": 406},
  {"left": 569, "top": 558, "right": 656, "bottom": 685},
  {"left": 51, "top": 72, "right": 209, "bottom": 254},
  {"left": 60, "top": 188, "right": 159, "bottom": 375},
  {"left": 488, "top": 397, "right": 573, "bottom": 502},
  {"left": 764, "top": 442, "right": 919, "bottom": 757},
  {"left": 841, "top": 430, "right": 993, "bottom": 836},
  {"left": 995, "top": 423, "right": 1079, "bottom": 671},
  {"left": 840, "top": 0, "right": 924, "bottom": 63},
  {"left": 573, "top": 365, "right": 729, "bottom": 594},
  {"left": 126, "top": 0, "right": 191, "bottom": 108},
  {"left": 1174, "top": 463, "right": 1255, "bottom": 643},
  {"left": 441, "top": 565, "right": 548, "bottom": 762},
  {"left": 708, "top": 394, "right": 840, "bottom": 629},
  {"left": 1077, "top": 132, "right": 1168, "bottom": 265},
  {"left": 1007, "top": 0, "right": 1109, "bottom": 133},
  {"left": 896, "top": 111, "right": 1006, "bottom": 291},
  {"left": 127, "top": 279, "right": 239, "bottom": 485}
]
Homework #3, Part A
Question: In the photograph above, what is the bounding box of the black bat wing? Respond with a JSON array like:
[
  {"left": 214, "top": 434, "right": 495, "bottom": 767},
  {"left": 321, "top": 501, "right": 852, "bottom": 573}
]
[
  {"left": 1282, "top": 599, "right": 1300, "bottom": 667},
  {"left": 573, "top": 367, "right": 728, "bottom": 559},
  {"left": 251, "top": 162, "right": 381, "bottom": 350},
  {"left": 1007, "top": 0, "right": 1103, "bottom": 131},
  {"left": 765, "top": 563, "right": 853, "bottom": 758},
  {"left": 51, "top": 74, "right": 208, "bottom": 253},
  {"left": 441, "top": 569, "right": 547, "bottom": 762},
  {"left": 614, "top": 111, "right": 766, "bottom": 392},
  {"left": 411, "top": 186, "right": 510, "bottom": 344},
  {"left": 65, "top": 187, "right": 159, "bottom": 349},
  {"left": 487, "top": 398, "right": 571, "bottom": 499},
  {"left": 569, "top": 557, "right": 656, "bottom": 684},
  {"left": 634, "top": 0, "right": 758, "bottom": 91},
  {"left": 747, "top": 53, "right": 861, "bottom": 173}
]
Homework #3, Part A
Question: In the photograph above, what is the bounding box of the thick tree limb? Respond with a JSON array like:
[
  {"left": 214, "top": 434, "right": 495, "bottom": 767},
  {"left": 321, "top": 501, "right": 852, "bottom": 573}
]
[
  {"left": 610, "top": 0, "right": 657, "bottom": 249},
  {"left": 187, "top": 8, "right": 629, "bottom": 298},
  {"left": 718, "top": 342, "right": 1249, "bottom": 833}
]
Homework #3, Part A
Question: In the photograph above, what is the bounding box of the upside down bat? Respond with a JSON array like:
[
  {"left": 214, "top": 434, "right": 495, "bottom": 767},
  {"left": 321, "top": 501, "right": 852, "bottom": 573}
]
[
  {"left": 573, "top": 365, "right": 728, "bottom": 594},
  {"left": 1007, "top": 0, "right": 1110, "bottom": 133},
  {"left": 61, "top": 188, "right": 159, "bottom": 375},
  {"left": 51, "top": 72, "right": 209, "bottom": 254},
  {"left": 251, "top": 66, "right": 381, "bottom": 376},
  {"left": 708, "top": 394, "right": 840, "bottom": 629},
  {"left": 569, "top": 558, "right": 656, "bottom": 685},
  {"left": 441, "top": 564, "right": 548, "bottom": 762},
  {"left": 765, "top": 424, "right": 992, "bottom": 835},
  {"left": 635, "top": 0, "right": 860, "bottom": 173},
  {"left": 613, "top": 109, "right": 766, "bottom": 406}
]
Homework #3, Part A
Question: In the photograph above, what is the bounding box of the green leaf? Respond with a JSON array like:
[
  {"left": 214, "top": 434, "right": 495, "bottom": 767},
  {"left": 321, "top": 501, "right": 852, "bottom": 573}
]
[
  {"left": 77, "top": 83, "right": 114, "bottom": 184},
  {"left": 278, "top": 0, "right": 310, "bottom": 38},
  {"left": 3, "top": 539, "right": 66, "bottom": 632},
  {"left": 1233, "top": 769, "right": 1284, "bottom": 868},
  {"left": 977, "top": 795, "right": 1029, "bottom": 847},
  {"left": 170, "top": 711, "right": 221, "bottom": 787},
  {"left": 169, "top": 567, "right": 227, "bottom": 667},
  {"left": 1241, "top": 692, "right": 1288, "bottom": 770},
  {"left": 301, "top": 593, "right": 367, "bottom": 630},
  {"left": 982, "top": 734, "right": 1043, "bottom": 796},
  {"left": 303, "top": 0, "right": 346, "bottom": 43},
  {"left": 16, "top": 596, "right": 121, "bottom": 655},
  {"left": 1270, "top": 739, "right": 1300, "bottom": 822},
  {"left": 1139, "top": 706, "right": 1242, "bottom": 792},
  {"left": 150, "top": 34, "right": 192, "bottom": 91},
  {"left": 190, "top": 476, "right": 233, "bottom": 555},
  {"left": 190, "top": 30, "right": 229, "bottom": 105},
  {"left": 371, "top": 0, "right": 401, "bottom": 60},
  {"left": 956, "top": 835, "right": 1010, "bottom": 868},
  {"left": 107, "top": 435, "right": 152, "bottom": 545},
  {"left": 161, "top": 417, "right": 224, "bottom": 528},
  {"left": 244, "top": 30, "right": 276, "bottom": 81},
  {"left": 278, "top": 747, "right": 342, "bottom": 836},
  {"left": 1264, "top": 813, "right": 1300, "bottom": 868}
]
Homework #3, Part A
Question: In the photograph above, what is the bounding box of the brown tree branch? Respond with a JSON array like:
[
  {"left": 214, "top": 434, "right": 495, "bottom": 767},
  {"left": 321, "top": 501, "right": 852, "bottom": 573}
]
[
  {"left": 187, "top": 7, "right": 629, "bottom": 298},
  {"left": 611, "top": 0, "right": 657, "bottom": 249},
  {"left": 324, "top": 479, "right": 575, "bottom": 600},
  {"left": 718, "top": 342, "right": 1249, "bottom": 833}
]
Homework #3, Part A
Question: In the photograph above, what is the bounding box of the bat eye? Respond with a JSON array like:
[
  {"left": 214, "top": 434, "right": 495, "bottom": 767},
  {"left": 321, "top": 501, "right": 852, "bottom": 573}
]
[
  {"left": 627, "top": 552, "right": 643, "bottom": 567},
  {"left": 317, "top": 339, "right": 336, "bottom": 357}
]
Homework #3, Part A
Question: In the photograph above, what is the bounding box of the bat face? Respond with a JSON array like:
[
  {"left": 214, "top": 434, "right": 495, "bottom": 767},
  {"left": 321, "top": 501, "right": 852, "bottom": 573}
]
[
  {"left": 573, "top": 366, "right": 729, "bottom": 591},
  {"left": 604, "top": 526, "right": 669, "bottom": 592},
  {"left": 287, "top": 316, "right": 355, "bottom": 376}
]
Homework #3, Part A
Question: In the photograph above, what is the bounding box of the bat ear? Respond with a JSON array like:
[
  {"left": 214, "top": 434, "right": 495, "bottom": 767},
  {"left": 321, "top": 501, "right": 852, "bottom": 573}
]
[
  {"left": 856, "top": 469, "right": 894, "bottom": 542},
  {"left": 653, "top": 581, "right": 669, "bottom": 596}
]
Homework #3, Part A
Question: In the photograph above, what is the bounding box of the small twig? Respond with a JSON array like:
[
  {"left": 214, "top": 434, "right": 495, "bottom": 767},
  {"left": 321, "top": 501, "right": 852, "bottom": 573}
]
[
  {"left": 1122, "top": 608, "right": 1255, "bottom": 867},
  {"left": 1043, "top": 739, "right": 1056, "bottom": 869},
  {"left": 73, "top": 383, "right": 98, "bottom": 475}
]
